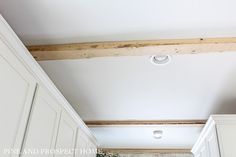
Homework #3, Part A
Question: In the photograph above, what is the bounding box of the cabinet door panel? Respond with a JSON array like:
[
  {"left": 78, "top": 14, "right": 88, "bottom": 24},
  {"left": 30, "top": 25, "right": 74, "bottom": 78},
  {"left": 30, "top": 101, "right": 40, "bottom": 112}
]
[
  {"left": 205, "top": 126, "right": 220, "bottom": 157},
  {"left": 198, "top": 142, "right": 209, "bottom": 157},
  {"left": 0, "top": 39, "right": 36, "bottom": 157},
  {"left": 75, "top": 130, "right": 88, "bottom": 157},
  {"left": 55, "top": 111, "right": 77, "bottom": 157},
  {"left": 217, "top": 124, "right": 236, "bottom": 157},
  {"left": 195, "top": 153, "right": 201, "bottom": 157},
  {"left": 75, "top": 130, "right": 96, "bottom": 157},
  {"left": 87, "top": 141, "right": 97, "bottom": 157},
  {"left": 22, "top": 87, "right": 61, "bottom": 157}
]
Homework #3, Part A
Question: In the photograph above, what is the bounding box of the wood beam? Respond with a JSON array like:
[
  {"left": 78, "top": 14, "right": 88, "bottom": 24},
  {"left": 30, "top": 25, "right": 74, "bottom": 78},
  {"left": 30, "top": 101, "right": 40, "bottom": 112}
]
[
  {"left": 99, "top": 148, "right": 191, "bottom": 154},
  {"left": 85, "top": 120, "right": 206, "bottom": 127},
  {"left": 27, "top": 37, "right": 236, "bottom": 61}
]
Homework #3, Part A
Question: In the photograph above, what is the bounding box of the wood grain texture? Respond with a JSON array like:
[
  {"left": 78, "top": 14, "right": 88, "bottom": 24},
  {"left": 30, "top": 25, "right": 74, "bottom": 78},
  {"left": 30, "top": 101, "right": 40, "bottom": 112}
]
[
  {"left": 99, "top": 148, "right": 192, "bottom": 154},
  {"left": 85, "top": 120, "right": 206, "bottom": 127},
  {"left": 27, "top": 37, "right": 236, "bottom": 60}
]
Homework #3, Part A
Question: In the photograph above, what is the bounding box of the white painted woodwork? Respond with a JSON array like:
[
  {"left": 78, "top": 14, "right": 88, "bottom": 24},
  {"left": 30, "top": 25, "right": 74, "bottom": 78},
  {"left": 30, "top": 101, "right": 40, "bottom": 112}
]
[
  {"left": 75, "top": 129, "right": 97, "bottom": 157},
  {"left": 0, "top": 15, "right": 96, "bottom": 157},
  {"left": 89, "top": 142, "right": 97, "bottom": 157},
  {"left": 0, "top": 15, "right": 96, "bottom": 145},
  {"left": 192, "top": 115, "right": 236, "bottom": 157},
  {"left": 54, "top": 111, "right": 78, "bottom": 157},
  {"left": 217, "top": 124, "right": 236, "bottom": 157},
  {"left": 205, "top": 126, "right": 220, "bottom": 157},
  {"left": 197, "top": 143, "right": 206, "bottom": 157},
  {"left": 75, "top": 130, "right": 87, "bottom": 157},
  {"left": 193, "top": 123, "right": 220, "bottom": 157},
  {"left": 21, "top": 87, "right": 61, "bottom": 157},
  {"left": 0, "top": 34, "right": 36, "bottom": 157}
]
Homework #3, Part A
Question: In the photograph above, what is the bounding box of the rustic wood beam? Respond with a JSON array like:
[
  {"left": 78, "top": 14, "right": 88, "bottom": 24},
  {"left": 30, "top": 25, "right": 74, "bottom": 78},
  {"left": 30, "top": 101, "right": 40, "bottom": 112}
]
[
  {"left": 27, "top": 37, "right": 236, "bottom": 61},
  {"left": 85, "top": 120, "right": 206, "bottom": 127},
  {"left": 99, "top": 148, "right": 191, "bottom": 154}
]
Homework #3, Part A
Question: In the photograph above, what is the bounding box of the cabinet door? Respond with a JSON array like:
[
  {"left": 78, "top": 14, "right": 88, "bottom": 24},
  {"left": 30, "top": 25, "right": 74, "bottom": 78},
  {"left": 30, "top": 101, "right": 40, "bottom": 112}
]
[
  {"left": 0, "top": 38, "right": 36, "bottom": 157},
  {"left": 194, "top": 152, "right": 201, "bottom": 157},
  {"left": 54, "top": 111, "right": 77, "bottom": 157},
  {"left": 75, "top": 130, "right": 88, "bottom": 157},
  {"left": 195, "top": 141, "right": 209, "bottom": 157},
  {"left": 75, "top": 130, "right": 97, "bottom": 157},
  {"left": 205, "top": 126, "right": 220, "bottom": 157},
  {"left": 21, "top": 87, "right": 61, "bottom": 157},
  {"left": 217, "top": 124, "right": 236, "bottom": 157},
  {"left": 200, "top": 144, "right": 209, "bottom": 157},
  {"left": 87, "top": 140, "right": 97, "bottom": 157}
]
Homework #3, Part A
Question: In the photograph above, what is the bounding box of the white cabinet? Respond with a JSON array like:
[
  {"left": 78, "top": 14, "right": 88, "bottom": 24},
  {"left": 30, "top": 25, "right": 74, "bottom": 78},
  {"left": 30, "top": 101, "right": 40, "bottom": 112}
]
[
  {"left": 87, "top": 140, "right": 97, "bottom": 157},
  {"left": 54, "top": 111, "right": 78, "bottom": 157},
  {"left": 205, "top": 125, "right": 220, "bottom": 157},
  {"left": 75, "top": 130, "right": 97, "bottom": 157},
  {"left": 0, "top": 15, "right": 96, "bottom": 157},
  {"left": 193, "top": 124, "right": 219, "bottom": 157},
  {"left": 75, "top": 130, "right": 88, "bottom": 157},
  {"left": 192, "top": 115, "right": 236, "bottom": 157},
  {"left": 216, "top": 123, "right": 236, "bottom": 157},
  {"left": 21, "top": 87, "right": 61, "bottom": 157},
  {"left": 198, "top": 143, "right": 208, "bottom": 157},
  {"left": 0, "top": 34, "right": 36, "bottom": 156}
]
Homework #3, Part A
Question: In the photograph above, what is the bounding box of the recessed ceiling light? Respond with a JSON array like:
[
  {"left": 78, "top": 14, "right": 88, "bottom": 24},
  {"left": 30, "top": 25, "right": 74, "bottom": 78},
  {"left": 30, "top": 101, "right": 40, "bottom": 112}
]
[
  {"left": 153, "top": 130, "right": 163, "bottom": 139},
  {"left": 150, "top": 55, "right": 171, "bottom": 65}
]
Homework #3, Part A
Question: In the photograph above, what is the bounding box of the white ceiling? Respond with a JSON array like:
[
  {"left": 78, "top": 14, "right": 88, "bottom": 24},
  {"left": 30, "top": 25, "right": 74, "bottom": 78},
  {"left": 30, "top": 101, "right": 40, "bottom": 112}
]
[
  {"left": 2, "top": 0, "right": 236, "bottom": 149},
  {"left": 39, "top": 53, "right": 236, "bottom": 121},
  {"left": 38, "top": 53, "right": 236, "bottom": 148},
  {"left": 90, "top": 125, "right": 202, "bottom": 149},
  {"left": 1, "top": 0, "right": 236, "bottom": 45}
]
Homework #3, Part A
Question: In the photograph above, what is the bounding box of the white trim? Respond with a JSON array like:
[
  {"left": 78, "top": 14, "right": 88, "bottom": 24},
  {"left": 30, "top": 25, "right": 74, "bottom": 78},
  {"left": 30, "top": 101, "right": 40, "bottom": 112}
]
[
  {"left": 211, "top": 114, "right": 236, "bottom": 125},
  {"left": 191, "top": 114, "right": 236, "bottom": 154},
  {"left": 191, "top": 116, "right": 215, "bottom": 154},
  {"left": 0, "top": 14, "right": 97, "bottom": 145}
]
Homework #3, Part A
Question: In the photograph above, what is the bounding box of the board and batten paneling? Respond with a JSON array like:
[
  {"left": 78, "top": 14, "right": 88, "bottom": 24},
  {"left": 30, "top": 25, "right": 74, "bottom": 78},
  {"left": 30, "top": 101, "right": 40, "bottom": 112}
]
[
  {"left": 75, "top": 129, "right": 97, "bottom": 157},
  {"left": 0, "top": 35, "right": 36, "bottom": 157},
  {"left": 205, "top": 124, "right": 220, "bottom": 157},
  {"left": 217, "top": 124, "right": 236, "bottom": 157},
  {"left": 54, "top": 111, "right": 78, "bottom": 157},
  {"left": 75, "top": 130, "right": 88, "bottom": 157},
  {"left": 0, "top": 14, "right": 97, "bottom": 157},
  {"left": 192, "top": 115, "right": 236, "bottom": 157},
  {"left": 21, "top": 86, "right": 61, "bottom": 157},
  {"left": 0, "top": 15, "right": 96, "bottom": 148}
]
